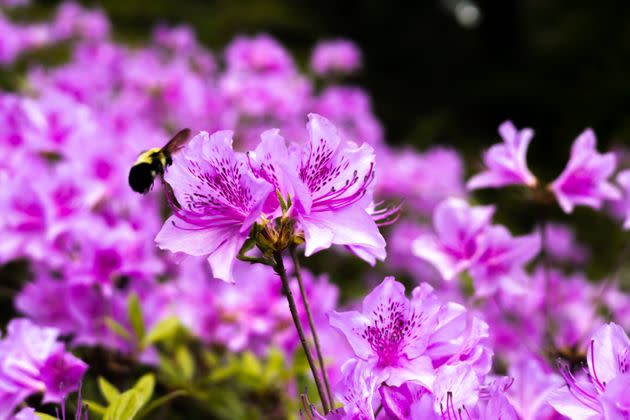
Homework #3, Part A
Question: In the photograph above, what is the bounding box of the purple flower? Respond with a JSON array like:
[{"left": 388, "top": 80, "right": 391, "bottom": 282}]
[
  {"left": 224, "top": 34, "right": 294, "bottom": 75},
  {"left": 379, "top": 382, "right": 436, "bottom": 420},
  {"left": 506, "top": 356, "right": 565, "bottom": 420},
  {"left": 549, "top": 322, "right": 630, "bottom": 419},
  {"left": 313, "top": 86, "right": 383, "bottom": 146},
  {"left": 378, "top": 147, "right": 466, "bottom": 215},
  {"left": 421, "top": 283, "right": 492, "bottom": 376},
  {"left": 378, "top": 365, "right": 512, "bottom": 419},
  {"left": 248, "top": 113, "right": 386, "bottom": 263},
  {"left": 334, "top": 359, "right": 379, "bottom": 420},
  {"left": 329, "top": 277, "right": 438, "bottom": 388},
  {"left": 467, "top": 121, "right": 537, "bottom": 190},
  {"left": 384, "top": 220, "right": 443, "bottom": 283},
  {"left": 543, "top": 222, "right": 590, "bottom": 264},
  {"left": 616, "top": 169, "right": 630, "bottom": 230},
  {"left": 412, "top": 198, "right": 495, "bottom": 281},
  {"left": 0, "top": 319, "right": 87, "bottom": 418},
  {"left": 310, "top": 39, "right": 362, "bottom": 76},
  {"left": 155, "top": 130, "right": 273, "bottom": 282},
  {"left": 469, "top": 226, "right": 541, "bottom": 296},
  {"left": 550, "top": 129, "right": 621, "bottom": 214}
]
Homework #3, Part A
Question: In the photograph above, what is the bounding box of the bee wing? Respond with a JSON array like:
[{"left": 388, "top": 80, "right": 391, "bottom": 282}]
[{"left": 162, "top": 128, "right": 192, "bottom": 155}]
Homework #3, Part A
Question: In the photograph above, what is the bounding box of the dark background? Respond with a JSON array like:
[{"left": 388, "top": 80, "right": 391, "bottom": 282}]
[{"left": 40, "top": 0, "right": 630, "bottom": 181}]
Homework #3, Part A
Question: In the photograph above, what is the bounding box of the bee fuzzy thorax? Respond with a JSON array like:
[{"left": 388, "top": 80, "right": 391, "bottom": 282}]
[
  {"left": 128, "top": 128, "right": 192, "bottom": 194},
  {"left": 134, "top": 148, "right": 165, "bottom": 166}
]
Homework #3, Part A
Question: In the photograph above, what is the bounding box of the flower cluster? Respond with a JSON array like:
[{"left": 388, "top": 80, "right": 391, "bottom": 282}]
[
  {"left": 3, "top": 2, "right": 630, "bottom": 419},
  {"left": 322, "top": 277, "right": 503, "bottom": 418},
  {"left": 157, "top": 113, "right": 386, "bottom": 281},
  {"left": 469, "top": 120, "right": 624, "bottom": 216},
  {"left": 0, "top": 319, "right": 87, "bottom": 419}
]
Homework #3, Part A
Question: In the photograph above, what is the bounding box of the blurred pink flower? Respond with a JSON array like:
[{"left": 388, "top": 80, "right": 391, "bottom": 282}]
[
  {"left": 225, "top": 34, "right": 294, "bottom": 74},
  {"left": 506, "top": 356, "right": 565, "bottom": 420},
  {"left": 310, "top": 39, "right": 362, "bottom": 76},
  {"left": 0, "top": 319, "right": 87, "bottom": 419},
  {"left": 468, "top": 121, "right": 537, "bottom": 190},
  {"left": 412, "top": 198, "right": 495, "bottom": 281},
  {"left": 549, "top": 322, "right": 630, "bottom": 419},
  {"left": 550, "top": 129, "right": 620, "bottom": 214}
]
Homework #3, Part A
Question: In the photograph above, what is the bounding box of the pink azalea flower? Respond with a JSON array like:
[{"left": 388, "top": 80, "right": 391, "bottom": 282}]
[
  {"left": 379, "top": 365, "right": 515, "bottom": 419},
  {"left": 616, "top": 169, "right": 630, "bottom": 230},
  {"left": 543, "top": 222, "right": 590, "bottom": 264},
  {"left": 475, "top": 377, "right": 519, "bottom": 420},
  {"left": 549, "top": 322, "right": 630, "bottom": 419},
  {"left": 506, "top": 356, "right": 565, "bottom": 420},
  {"left": 313, "top": 86, "right": 383, "bottom": 146},
  {"left": 310, "top": 39, "right": 362, "bottom": 76},
  {"left": 155, "top": 130, "right": 273, "bottom": 282},
  {"left": 248, "top": 113, "right": 386, "bottom": 263},
  {"left": 334, "top": 359, "right": 379, "bottom": 420},
  {"left": 378, "top": 147, "right": 466, "bottom": 215},
  {"left": 467, "top": 120, "right": 537, "bottom": 190},
  {"left": 432, "top": 364, "right": 480, "bottom": 416},
  {"left": 421, "top": 283, "right": 493, "bottom": 376},
  {"left": 329, "top": 277, "right": 438, "bottom": 388},
  {"left": 384, "top": 220, "right": 443, "bottom": 283},
  {"left": 550, "top": 129, "right": 621, "bottom": 214},
  {"left": 224, "top": 34, "right": 295, "bottom": 75},
  {"left": 469, "top": 226, "right": 541, "bottom": 296},
  {"left": 0, "top": 319, "right": 87, "bottom": 419},
  {"left": 412, "top": 198, "right": 495, "bottom": 281}
]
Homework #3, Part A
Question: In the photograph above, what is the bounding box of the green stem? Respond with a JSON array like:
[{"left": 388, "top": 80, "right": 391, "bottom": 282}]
[
  {"left": 273, "top": 251, "right": 330, "bottom": 414},
  {"left": 289, "top": 245, "right": 334, "bottom": 409}
]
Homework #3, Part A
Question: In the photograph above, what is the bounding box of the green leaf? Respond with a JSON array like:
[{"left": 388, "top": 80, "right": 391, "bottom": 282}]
[
  {"left": 207, "top": 363, "right": 237, "bottom": 383},
  {"left": 84, "top": 399, "right": 108, "bottom": 415},
  {"left": 135, "top": 390, "right": 188, "bottom": 420},
  {"left": 175, "top": 345, "right": 195, "bottom": 380},
  {"left": 158, "top": 355, "right": 180, "bottom": 383},
  {"left": 132, "top": 373, "right": 155, "bottom": 407},
  {"left": 263, "top": 348, "right": 285, "bottom": 383},
  {"left": 104, "top": 317, "right": 131, "bottom": 341},
  {"left": 142, "top": 316, "right": 180, "bottom": 348},
  {"left": 104, "top": 390, "right": 143, "bottom": 420},
  {"left": 241, "top": 351, "right": 263, "bottom": 377},
  {"left": 98, "top": 376, "right": 120, "bottom": 404},
  {"left": 128, "top": 292, "right": 145, "bottom": 341},
  {"left": 35, "top": 414, "right": 58, "bottom": 420}
]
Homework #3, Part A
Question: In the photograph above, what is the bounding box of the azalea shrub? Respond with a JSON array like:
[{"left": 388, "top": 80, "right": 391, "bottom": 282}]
[{"left": 2, "top": 2, "right": 630, "bottom": 420}]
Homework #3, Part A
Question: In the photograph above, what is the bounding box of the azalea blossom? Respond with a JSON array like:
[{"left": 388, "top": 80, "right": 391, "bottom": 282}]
[
  {"left": 329, "top": 277, "right": 439, "bottom": 388},
  {"left": 248, "top": 113, "right": 386, "bottom": 263},
  {"left": 550, "top": 129, "right": 620, "bottom": 214},
  {"left": 543, "top": 222, "right": 590, "bottom": 264},
  {"left": 467, "top": 120, "right": 537, "bottom": 190},
  {"left": 310, "top": 39, "right": 362, "bottom": 76},
  {"left": 506, "top": 355, "right": 565, "bottom": 420},
  {"left": 412, "top": 198, "right": 495, "bottom": 281},
  {"left": 469, "top": 226, "right": 541, "bottom": 296},
  {"left": 155, "top": 130, "right": 273, "bottom": 282},
  {"left": 0, "top": 319, "right": 87, "bottom": 419},
  {"left": 549, "top": 322, "right": 630, "bottom": 419},
  {"left": 421, "top": 283, "right": 493, "bottom": 376},
  {"left": 378, "top": 365, "right": 516, "bottom": 419}
]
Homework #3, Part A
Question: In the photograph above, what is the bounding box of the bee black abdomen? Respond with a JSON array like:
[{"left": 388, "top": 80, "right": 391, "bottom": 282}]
[{"left": 129, "top": 162, "right": 158, "bottom": 194}]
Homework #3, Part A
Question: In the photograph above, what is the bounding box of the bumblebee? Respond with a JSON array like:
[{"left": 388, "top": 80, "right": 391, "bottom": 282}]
[{"left": 128, "top": 128, "right": 192, "bottom": 194}]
